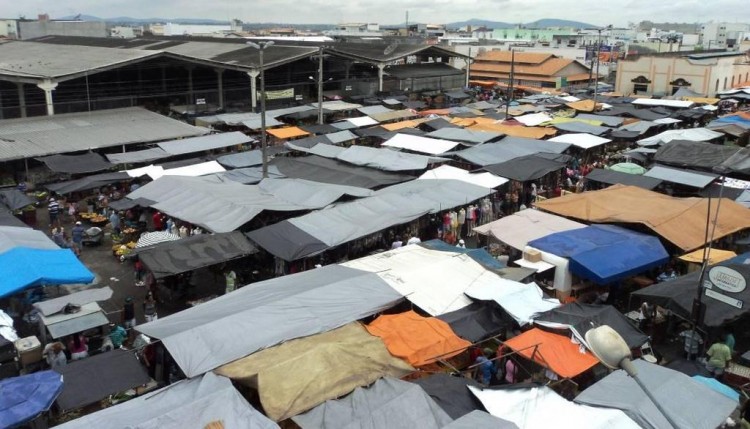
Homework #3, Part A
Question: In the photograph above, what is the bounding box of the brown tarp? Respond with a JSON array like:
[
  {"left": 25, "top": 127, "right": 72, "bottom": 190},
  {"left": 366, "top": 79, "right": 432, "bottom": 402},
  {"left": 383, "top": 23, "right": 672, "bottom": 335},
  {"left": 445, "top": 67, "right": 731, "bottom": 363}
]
[
  {"left": 214, "top": 322, "right": 413, "bottom": 422},
  {"left": 536, "top": 184, "right": 750, "bottom": 251}
]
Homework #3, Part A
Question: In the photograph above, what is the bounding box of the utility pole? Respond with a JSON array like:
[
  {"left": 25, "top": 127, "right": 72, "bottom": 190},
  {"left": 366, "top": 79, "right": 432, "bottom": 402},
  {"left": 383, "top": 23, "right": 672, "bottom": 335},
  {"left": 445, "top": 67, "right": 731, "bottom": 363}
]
[
  {"left": 317, "top": 46, "right": 324, "bottom": 125},
  {"left": 505, "top": 49, "right": 515, "bottom": 118},
  {"left": 247, "top": 41, "right": 274, "bottom": 179},
  {"left": 594, "top": 28, "right": 602, "bottom": 102}
]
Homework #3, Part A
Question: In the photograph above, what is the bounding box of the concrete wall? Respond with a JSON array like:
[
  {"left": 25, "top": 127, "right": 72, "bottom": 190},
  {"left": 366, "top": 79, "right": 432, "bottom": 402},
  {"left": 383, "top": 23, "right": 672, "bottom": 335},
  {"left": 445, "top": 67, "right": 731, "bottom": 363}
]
[{"left": 19, "top": 21, "right": 107, "bottom": 40}]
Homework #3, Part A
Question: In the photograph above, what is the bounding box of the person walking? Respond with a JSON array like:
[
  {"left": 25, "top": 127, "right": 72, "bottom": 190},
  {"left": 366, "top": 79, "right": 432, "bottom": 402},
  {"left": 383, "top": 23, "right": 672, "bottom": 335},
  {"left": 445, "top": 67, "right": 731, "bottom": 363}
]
[
  {"left": 71, "top": 221, "right": 85, "bottom": 254},
  {"left": 48, "top": 197, "right": 61, "bottom": 228},
  {"left": 122, "top": 297, "right": 136, "bottom": 329},
  {"left": 143, "top": 291, "right": 158, "bottom": 323},
  {"left": 706, "top": 335, "right": 732, "bottom": 379}
]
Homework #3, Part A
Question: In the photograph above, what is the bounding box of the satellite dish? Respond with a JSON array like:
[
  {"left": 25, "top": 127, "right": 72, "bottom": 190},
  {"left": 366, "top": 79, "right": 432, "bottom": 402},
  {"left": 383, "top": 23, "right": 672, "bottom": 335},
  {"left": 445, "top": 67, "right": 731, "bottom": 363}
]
[{"left": 384, "top": 41, "right": 399, "bottom": 56}]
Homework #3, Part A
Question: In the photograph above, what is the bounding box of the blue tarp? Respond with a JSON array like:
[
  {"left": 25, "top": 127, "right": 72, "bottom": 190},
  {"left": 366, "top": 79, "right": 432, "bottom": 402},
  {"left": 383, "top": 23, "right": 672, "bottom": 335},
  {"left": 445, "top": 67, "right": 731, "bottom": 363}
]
[
  {"left": 0, "top": 370, "right": 63, "bottom": 428},
  {"left": 528, "top": 224, "right": 669, "bottom": 284},
  {"left": 692, "top": 376, "right": 740, "bottom": 402},
  {"left": 420, "top": 239, "right": 505, "bottom": 270},
  {"left": 0, "top": 248, "right": 94, "bottom": 297}
]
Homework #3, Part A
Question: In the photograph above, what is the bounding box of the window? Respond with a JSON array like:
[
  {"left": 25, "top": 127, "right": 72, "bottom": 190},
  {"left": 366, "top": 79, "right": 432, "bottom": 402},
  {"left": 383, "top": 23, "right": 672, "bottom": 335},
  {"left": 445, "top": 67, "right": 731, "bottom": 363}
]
[
  {"left": 716, "top": 79, "right": 720, "bottom": 92},
  {"left": 732, "top": 76, "right": 735, "bottom": 87},
  {"left": 634, "top": 83, "right": 648, "bottom": 94},
  {"left": 724, "top": 77, "right": 728, "bottom": 89}
]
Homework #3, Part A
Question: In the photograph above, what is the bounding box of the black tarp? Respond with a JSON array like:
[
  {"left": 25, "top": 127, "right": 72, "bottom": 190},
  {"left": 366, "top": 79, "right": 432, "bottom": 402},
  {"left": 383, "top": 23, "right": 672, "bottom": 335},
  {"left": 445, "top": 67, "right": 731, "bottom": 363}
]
[
  {"left": 609, "top": 130, "right": 643, "bottom": 141},
  {"left": 353, "top": 126, "right": 394, "bottom": 139},
  {"left": 585, "top": 168, "right": 663, "bottom": 190},
  {"left": 396, "top": 127, "right": 426, "bottom": 136},
  {"left": 411, "top": 373, "right": 485, "bottom": 419},
  {"left": 107, "top": 197, "right": 156, "bottom": 212},
  {"left": 0, "top": 189, "right": 34, "bottom": 210},
  {"left": 300, "top": 124, "right": 340, "bottom": 135},
  {"left": 700, "top": 183, "right": 746, "bottom": 200},
  {"left": 138, "top": 231, "right": 257, "bottom": 279},
  {"left": 422, "top": 118, "right": 459, "bottom": 131},
  {"left": 45, "top": 172, "right": 131, "bottom": 195},
  {"left": 654, "top": 140, "right": 740, "bottom": 170},
  {"left": 270, "top": 156, "right": 414, "bottom": 189},
  {"left": 718, "top": 147, "right": 750, "bottom": 176},
  {"left": 436, "top": 301, "right": 507, "bottom": 343},
  {"left": 534, "top": 303, "right": 649, "bottom": 349},
  {"left": 597, "top": 106, "right": 668, "bottom": 121},
  {"left": 246, "top": 223, "right": 328, "bottom": 262},
  {"left": 632, "top": 257, "right": 750, "bottom": 328},
  {"left": 36, "top": 152, "right": 113, "bottom": 174},
  {"left": 54, "top": 349, "right": 150, "bottom": 412},
  {"left": 483, "top": 154, "right": 568, "bottom": 182}
]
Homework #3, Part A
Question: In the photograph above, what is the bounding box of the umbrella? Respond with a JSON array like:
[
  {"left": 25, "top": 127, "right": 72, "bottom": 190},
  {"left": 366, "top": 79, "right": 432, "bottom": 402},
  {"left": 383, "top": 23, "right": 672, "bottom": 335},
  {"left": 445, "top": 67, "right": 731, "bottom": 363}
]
[
  {"left": 607, "top": 162, "right": 647, "bottom": 175},
  {"left": 136, "top": 231, "right": 180, "bottom": 248},
  {"left": 692, "top": 376, "right": 740, "bottom": 402},
  {"left": 0, "top": 370, "right": 63, "bottom": 428}
]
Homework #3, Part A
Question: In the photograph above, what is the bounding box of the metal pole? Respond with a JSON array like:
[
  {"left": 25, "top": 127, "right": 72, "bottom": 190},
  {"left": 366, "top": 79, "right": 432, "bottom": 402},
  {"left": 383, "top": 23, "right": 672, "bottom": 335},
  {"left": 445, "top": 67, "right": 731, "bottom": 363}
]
[
  {"left": 594, "top": 29, "right": 601, "bottom": 102},
  {"left": 318, "top": 46, "right": 324, "bottom": 125},
  {"left": 630, "top": 370, "right": 679, "bottom": 429},
  {"left": 505, "top": 49, "right": 514, "bottom": 118},
  {"left": 466, "top": 47, "right": 472, "bottom": 88},
  {"left": 259, "top": 47, "right": 268, "bottom": 179}
]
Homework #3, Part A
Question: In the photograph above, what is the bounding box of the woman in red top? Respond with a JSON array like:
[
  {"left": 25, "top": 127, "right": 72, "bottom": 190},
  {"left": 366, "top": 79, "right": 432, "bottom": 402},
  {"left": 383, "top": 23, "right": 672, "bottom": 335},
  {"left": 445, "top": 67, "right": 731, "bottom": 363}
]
[
  {"left": 68, "top": 334, "right": 88, "bottom": 360},
  {"left": 152, "top": 211, "right": 163, "bottom": 230}
]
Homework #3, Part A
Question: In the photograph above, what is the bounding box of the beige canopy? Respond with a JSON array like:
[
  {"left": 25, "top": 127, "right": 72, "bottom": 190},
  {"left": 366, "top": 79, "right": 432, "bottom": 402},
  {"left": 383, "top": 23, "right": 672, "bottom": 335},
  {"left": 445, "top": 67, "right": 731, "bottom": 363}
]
[
  {"left": 536, "top": 184, "right": 750, "bottom": 251},
  {"left": 214, "top": 322, "right": 413, "bottom": 422}
]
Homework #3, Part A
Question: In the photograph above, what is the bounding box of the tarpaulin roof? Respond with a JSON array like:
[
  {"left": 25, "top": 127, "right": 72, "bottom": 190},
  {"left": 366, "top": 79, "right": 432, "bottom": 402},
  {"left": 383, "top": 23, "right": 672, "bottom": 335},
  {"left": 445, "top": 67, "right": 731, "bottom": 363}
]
[
  {"left": 483, "top": 153, "right": 569, "bottom": 182},
  {"left": 719, "top": 147, "right": 750, "bottom": 175},
  {"left": 453, "top": 136, "right": 569, "bottom": 166},
  {"left": 644, "top": 164, "right": 718, "bottom": 188},
  {"left": 470, "top": 385, "right": 640, "bottom": 429},
  {"left": 436, "top": 301, "right": 507, "bottom": 343},
  {"left": 336, "top": 145, "right": 447, "bottom": 171},
  {"left": 55, "top": 349, "right": 150, "bottom": 412},
  {"left": 586, "top": 168, "right": 663, "bottom": 190},
  {"left": 419, "top": 165, "right": 508, "bottom": 188},
  {"left": 128, "top": 176, "right": 372, "bottom": 233},
  {"left": 0, "top": 210, "right": 26, "bottom": 228},
  {"left": 536, "top": 184, "right": 750, "bottom": 251},
  {"left": 444, "top": 410, "right": 519, "bottom": 429},
  {"left": 40, "top": 302, "right": 108, "bottom": 339},
  {"left": 637, "top": 128, "right": 724, "bottom": 146},
  {"left": 534, "top": 303, "right": 648, "bottom": 349},
  {"left": 410, "top": 373, "right": 484, "bottom": 420},
  {"left": 45, "top": 171, "right": 131, "bottom": 195},
  {"left": 382, "top": 133, "right": 460, "bottom": 155},
  {"left": 293, "top": 378, "right": 452, "bottom": 429},
  {"left": 36, "top": 152, "right": 113, "bottom": 174},
  {"left": 215, "top": 323, "right": 413, "bottom": 421},
  {"left": 548, "top": 133, "right": 612, "bottom": 150},
  {"left": 632, "top": 258, "right": 750, "bottom": 327},
  {"left": 632, "top": 98, "right": 694, "bottom": 108},
  {"left": 425, "top": 128, "right": 503, "bottom": 145},
  {"left": 286, "top": 141, "right": 346, "bottom": 158},
  {"left": 576, "top": 113, "right": 625, "bottom": 127},
  {"left": 551, "top": 121, "right": 611, "bottom": 136},
  {"left": 0, "top": 248, "right": 94, "bottom": 297},
  {"left": 575, "top": 359, "right": 737, "bottom": 429},
  {"left": 422, "top": 117, "right": 460, "bottom": 131},
  {"left": 468, "top": 122, "right": 557, "bottom": 139},
  {"left": 381, "top": 118, "right": 429, "bottom": 131},
  {"left": 474, "top": 209, "right": 586, "bottom": 251},
  {"left": 0, "top": 370, "right": 63, "bottom": 429},
  {"left": 137, "top": 264, "right": 402, "bottom": 377},
  {"left": 33, "top": 286, "right": 112, "bottom": 317},
  {"left": 0, "top": 189, "right": 33, "bottom": 211},
  {"left": 514, "top": 112, "right": 553, "bottom": 127},
  {"left": 505, "top": 328, "right": 599, "bottom": 378},
  {"left": 528, "top": 224, "right": 669, "bottom": 284},
  {"left": 105, "top": 147, "right": 171, "bottom": 164},
  {"left": 369, "top": 109, "right": 419, "bottom": 123},
  {"left": 0, "top": 226, "right": 58, "bottom": 254},
  {"left": 678, "top": 248, "right": 737, "bottom": 264},
  {"left": 216, "top": 150, "right": 263, "bottom": 168},
  {"left": 692, "top": 375, "right": 740, "bottom": 401},
  {"left": 156, "top": 131, "right": 252, "bottom": 155},
  {"left": 138, "top": 231, "right": 257, "bottom": 279},
  {"left": 154, "top": 160, "right": 226, "bottom": 179},
  {"left": 366, "top": 311, "right": 471, "bottom": 366},
  {"left": 267, "top": 126, "right": 310, "bottom": 139},
  {"left": 333, "top": 116, "right": 380, "bottom": 130},
  {"left": 300, "top": 123, "right": 340, "bottom": 135},
  {"left": 248, "top": 179, "right": 493, "bottom": 261},
  {"left": 465, "top": 278, "right": 560, "bottom": 326},
  {"left": 55, "top": 373, "right": 279, "bottom": 429},
  {"left": 270, "top": 156, "right": 415, "bottom": 189},
  {"left": 107, "top": 197, "right": 156, "bottom": 211}
]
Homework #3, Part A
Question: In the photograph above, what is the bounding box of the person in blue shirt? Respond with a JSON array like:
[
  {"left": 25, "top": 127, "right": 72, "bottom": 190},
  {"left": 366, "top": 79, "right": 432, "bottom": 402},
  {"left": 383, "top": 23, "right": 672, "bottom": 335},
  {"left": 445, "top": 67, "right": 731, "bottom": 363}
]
[
  {"left": 109, "top": 323, "right": 127, "bottom": 349},
  {"left": 475, "top": 348, "right": 497, "bottom": 385}
]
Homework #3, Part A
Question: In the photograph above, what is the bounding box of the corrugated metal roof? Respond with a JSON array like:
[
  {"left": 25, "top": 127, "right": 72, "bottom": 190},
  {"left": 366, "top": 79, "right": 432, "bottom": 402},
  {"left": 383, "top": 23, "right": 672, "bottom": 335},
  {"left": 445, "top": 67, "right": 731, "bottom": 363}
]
[{"left": 0, "top": 107, "right": 208, "bottom": 162}]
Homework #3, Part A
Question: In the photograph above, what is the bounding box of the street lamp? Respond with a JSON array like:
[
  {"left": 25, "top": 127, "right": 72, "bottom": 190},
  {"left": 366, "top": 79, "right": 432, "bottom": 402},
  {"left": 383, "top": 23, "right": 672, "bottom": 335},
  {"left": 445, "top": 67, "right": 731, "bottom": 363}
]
[
  {"left": 246, "top": 40, "right": 274, "bottom": 178},
  {"left": 586, "top": 325, "right": 680, "bottom": 429}
]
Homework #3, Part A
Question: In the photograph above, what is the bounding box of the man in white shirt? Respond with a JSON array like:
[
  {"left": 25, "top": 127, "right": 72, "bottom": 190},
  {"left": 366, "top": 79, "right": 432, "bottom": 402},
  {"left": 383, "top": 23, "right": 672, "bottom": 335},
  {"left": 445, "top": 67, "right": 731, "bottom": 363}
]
[{"left": 406, "top": 235, "right": 421, "bottom": 245}]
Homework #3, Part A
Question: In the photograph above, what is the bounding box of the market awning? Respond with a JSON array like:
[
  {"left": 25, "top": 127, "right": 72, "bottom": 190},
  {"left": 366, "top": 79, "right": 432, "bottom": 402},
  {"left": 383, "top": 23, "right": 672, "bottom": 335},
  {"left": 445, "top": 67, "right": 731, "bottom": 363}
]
[
  {"left": 33, "top": 286, "right": 112, "bottom": 317},
  {"left": 464, "top": 278, "right": 560, "bottom": 326},
  {"left": 137, "top": 264, "right": 402, "bottom": 377},
  {"left": 654, "top": 140, "right": 739, "bottom": 169},
  {"left": 156, "top": 131, "right": 252, "bottom": 155},
  {"left": 214, "top": 323, "right": 413, "bottom": 421},
  {"left": 382, "top": 133, "right": 460, "bottom": 155},
  {"left": 410, "top": 373, "right": 484, "bottom": 420},
  {"left": 436, "top": 301, "right": 507, "bottom": 343},
  {"left": 36, "top": 152, "right": 113, "bottom": 174},
  {"left": 504, "top": 328, "right": 599, "bottom": 378},
  {"left": 536, "top": 184, "right": 750, "bottom": 251},
  {"left": 678, "top": 248, "right": 737, "bottom": 265},
  {"left": 548, "top": 133, "right": 612, "bottom": 150},
  {"left": 585, "top": 168, "right": 663, "bottom": 190},
  {"left": 267, "top": 126, "right": 310, "bottom": 139},
  {"left": 53, "top": 373, "right": 278, "bottom": 429},
  {"left": 45, "top": 171, "right": 131, "bottom": 195},
  {"left": 365, "top": 310, "right": 471, "bottom": 366},
  {"left": 0, "top": 248, "right": 94, "bottom": 297},
  {"left": 637, "top": 128, "right": 724, "bottom": 146},
  {"left": 105, "top": 147, "right": 171, "bottom": 164},
  {"left": 0, "top": 370, "right": 63, "bottom": 429},
  {"left": 40, "top": 302, "right": 109, "bottom": 339},
  {"left": 336, "top": 145, "right": 447, "bottom": 171},
  {"left": 425, "top": 128, "right": 503, "bottom": 145},
  {"left": 0, "top": 226, "right": 58, "bottom": 254},
  {"left": 55, "top": 349, "right": 151, "bottom": 412},
  {"left": 444, "top": 410, "right": 519, "bottom": 429},
  {"left": 293, "top": 378, "right": 452, "bottom": 429},
  {"left": 575, "top": 359, "right": 737, "bottom": 429},
  {"left": 270, "top": 156, "right": 415, "bottom": 189},
  {"left": 0, "top": 189, "right": 34, "bottom": 211},
  {"left": 644, "top": 164, "right": 718, "bottom": 188},
  {"left": 483, "top": 153, "right": 569, "bottom": 182},
  {"left": 107, "top": 197, "right": 156, "bottom": 212},
  {"left": 552, "top": 121, "right": 611, "bottom": 136},
  {"left": 453, "top": 136, "right": 569, "bottom": 166},
  {"left": 138, "top": 231, "right": 257, "bottom": 279},
  {"left": 419, "top": 165, "right": 508, "bottom": 188},
  {"left": 473, "top": 209, "right": 586, "bottom": 251},
  {"left": 528, "top": 224, "right": 669, "bottom": 284}
]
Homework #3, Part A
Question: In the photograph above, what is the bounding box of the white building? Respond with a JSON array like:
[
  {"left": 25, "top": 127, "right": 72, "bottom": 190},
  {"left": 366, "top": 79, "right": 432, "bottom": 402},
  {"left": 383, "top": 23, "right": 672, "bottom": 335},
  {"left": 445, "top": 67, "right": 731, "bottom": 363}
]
[
  {"left": 110, "top": 25, "right": 143, "bottom": 39},
  {"left": 325, "top": 23, "right": 384, "bottom": 37},
  {"left": 162, "top": 22, "right": 232, "bottom": 37},
  {"left": 0, "top": 19, "right": 18, "bottom": 38},
  {"left": 701, "top": 22, "right": 750, "bottom": 49}
]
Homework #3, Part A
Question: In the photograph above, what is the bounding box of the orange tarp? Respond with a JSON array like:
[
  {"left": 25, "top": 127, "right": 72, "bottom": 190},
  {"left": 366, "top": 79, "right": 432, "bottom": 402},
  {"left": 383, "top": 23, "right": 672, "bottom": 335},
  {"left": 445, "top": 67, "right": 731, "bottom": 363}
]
[
  {"left": 468, "top": 123, "right": 557, "bottom": 139},
  {"left": 505, "top": 328, "right": 599, "bottom": 378},
  {"left": 419, "top": 109, "right": 451, "bottom": 116},
  {"left": 537, "top": 184, "right": 750, "bottom": 251},
  {"left": 566, "top": 100, "right": 598, "bottom": 112},
  {"left": 365, "top": 310, "right": 471, "bottom": 367},
  {"left": 267, "top": 126, "right": 310, "bottom": 139},
  {"left": 381, "top": 119, "right": 427, "bottom": 131}
]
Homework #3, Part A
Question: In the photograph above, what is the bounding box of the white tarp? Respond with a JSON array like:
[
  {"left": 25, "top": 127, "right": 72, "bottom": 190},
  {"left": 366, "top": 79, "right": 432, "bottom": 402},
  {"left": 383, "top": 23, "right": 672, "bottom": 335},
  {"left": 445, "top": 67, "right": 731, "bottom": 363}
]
[
  {"left": 55, "top": 373, "right": 279, "bottom": 429},
  {"left": 653, "top": 118, "right": 683, "bottom": 125},
  {"left": 33, "top": 287, "right": 113, "bottom": 317},
  {"left": 473, "top": 209, "right": 586, "bottom": 251},
  {"left": 637, "top": 128, "right": 724, "bottom": 146},
  {"left": 106, "top": 147, "right": 171, "bottom": 164},
  {"left": 357, "top": 105, "right": 392, "bottom": 116},
  {"left": 151, "top": 160, "right": 226, "bottom": 179},
  {"left": 137, "top": 265, "right": 402, "bottom": 377},
  {"left": 464, "top": 278, "right": 560, "bottom": 325},
  {"left": 418, "top": 165, "right": 508, "bottom": 189},
  {"left": 548, "top": 133, "right": 612, "bottom": 150},
  {"left": 0, "top": 226, "right": 59, "bottom": 254},
  {"left": 337, "top": 145, "right": 447, "bottom": 171},
  {"left": 514, "top": 113, "right": 553, "bottom": 126},
  {"left": 156, "top": 132, "right": 252, "bottom": 155},
  {"left": 470, "top": 386, "right": 640, "bottom": 429},
  {"left": 632, "top": 98, "right": 694, "bottom": 108},
  {"left": 310, "top": 101, "right": 363, "bottom": 111},
  {"left": 344, "top": 245, "right": 502, "bottom": 316},
  {"left": 382, "top": 134, "right": 460, "bottom": 155},
  {"left": 334, "top": 116, "right": 380, "bottom": 129}
]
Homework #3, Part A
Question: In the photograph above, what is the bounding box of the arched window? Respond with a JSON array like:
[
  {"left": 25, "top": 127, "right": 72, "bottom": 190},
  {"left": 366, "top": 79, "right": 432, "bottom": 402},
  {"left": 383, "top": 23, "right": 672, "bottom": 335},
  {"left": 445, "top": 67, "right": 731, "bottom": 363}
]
[
  {"left": 716, "top": 79, "right": 720, "bottom": 93},
  {"left": 732, "top": 76, "right": 735, "bottom": 87},
  {"left": 724, "top": 77, "right": 728, "bottom": 89}
]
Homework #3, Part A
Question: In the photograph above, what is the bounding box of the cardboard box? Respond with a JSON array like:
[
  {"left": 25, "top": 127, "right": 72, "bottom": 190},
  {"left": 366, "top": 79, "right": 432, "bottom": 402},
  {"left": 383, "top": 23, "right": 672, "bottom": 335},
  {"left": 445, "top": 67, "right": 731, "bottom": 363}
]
[
  {"left": 523, "top": 248, "right": 542, "bottom": 263},
  {"left": 14, "top": 336, "right": 42, "bottom": 367}
]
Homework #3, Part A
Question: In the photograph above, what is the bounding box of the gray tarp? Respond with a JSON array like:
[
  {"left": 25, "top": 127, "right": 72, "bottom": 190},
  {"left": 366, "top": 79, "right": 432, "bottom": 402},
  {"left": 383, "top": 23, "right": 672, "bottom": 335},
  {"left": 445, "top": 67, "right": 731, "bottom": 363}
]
[
  {"left": 0, "top": 211, "right": 26, "bottom": 228},
  {"left": 105, "top": 147, "right": 171, "bottom": 164},
  {"left": 0, "top": 225, "right": 58, "bottom": 254},
  {"left": 454, "top": 137, "right": 570, "bottom": 166},
  {"left": 411, "top": 373, "right": 485, "bottom": 419},
  {"left": 654, "top": 140, "right": 740, "bottom": 169},
  {"left": 484, "top": 153, "right": 569, "bottom": 182},
  {"left": 0, "top": 189, "right": 34, "bottom": 210},
  {"left": 206, "top": 166, "right": 285, "bottom": 184},
  {"left": 644, "top": 165, "right": 718, "bottom": 188},
  {"left": 33, "top": 286, "right": 112, "bottom": 317},
  {"left": 107, "top": 197, "right": 156, "bottom": 211},
  {"left": 45, "top": 172, "right": 131, "bottom": 195},
  {"left": 217, "top": 150, "right": 263, "bottom": 168},
  {"left": 585, "top": 168, "right": 663, "bottom": 190},
  {"left": 336, "top": 146, "right": 448, "bottom": 171},
  {"left": 357, "top": 105, "right": 392, "bottom": 116},
  {"left": 443, "top": 411, "right": 519, "bottom": 429},
  {"left": 138, "top": 232, "right": 257, "bottom": 279},
  {"left": 292, "top": 377, "right": 453, "bottom": 429},
  {"left": 157, "top": 131, "right": 252, "bottom": 155},
  {"left": 718, "top": 147, "right": 750, "bottom": 175},
  {"left": 426, "top": 128, "right": 503, "bottom": 145},
  {"left": 136, "top": 265, "right": 403, "bottom": 377},
  {"left": 127, "top": 176, "right": 373, "bottom": 233},
  {"left": 285, "top": 142, "right": 346, "bottom": 158},
  {"left": 575, "top": 359, "right": 737, "bottom": 429},
  {"left": 55, "top": 373, "right": 279, "bottom": 429},
  {"left": 270, "top": 156, "right": 415, "bottom": 189},
  {"left": 36, "top": 152, "right": 112, "bottom": 174},
  {"left": 575, "top": 114, "right": 625, "bottom": 127},
  {"left": 552, "top": 121, "right": 611, "bottom": 136}
]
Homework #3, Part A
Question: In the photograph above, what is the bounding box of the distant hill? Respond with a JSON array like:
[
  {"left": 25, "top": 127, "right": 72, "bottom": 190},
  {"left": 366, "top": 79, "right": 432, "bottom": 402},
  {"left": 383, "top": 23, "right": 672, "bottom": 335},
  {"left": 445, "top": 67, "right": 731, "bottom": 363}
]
[
  {"left": 57, "top": 15, "right": 230, "bottom": 25},
  {"left": 445, "top": 18, "right": 596, "bottom": 29},
  {"left": 526, "top": 18, "right": 597, "bottom": 29}
]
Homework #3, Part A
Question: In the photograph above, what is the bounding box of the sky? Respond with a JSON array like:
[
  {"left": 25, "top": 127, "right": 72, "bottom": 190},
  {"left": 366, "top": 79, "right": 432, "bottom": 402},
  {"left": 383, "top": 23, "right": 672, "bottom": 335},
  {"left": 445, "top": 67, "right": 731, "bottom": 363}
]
[{"left": 7, "top": 0, "right": 750, "bottom": 26}]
